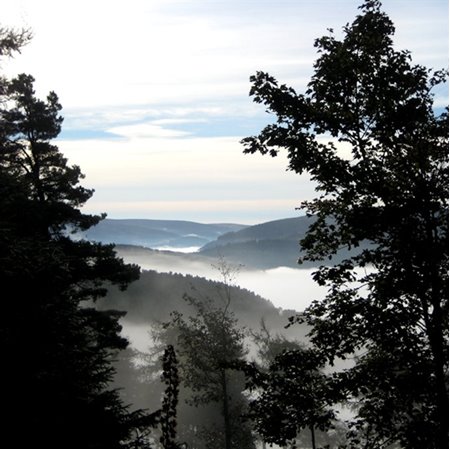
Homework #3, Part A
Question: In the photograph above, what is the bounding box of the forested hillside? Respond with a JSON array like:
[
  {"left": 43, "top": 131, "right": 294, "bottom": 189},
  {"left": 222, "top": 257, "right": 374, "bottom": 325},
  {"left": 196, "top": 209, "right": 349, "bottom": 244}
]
[
  {"left": 80, "top": 216, "right": 370, "bottom": 270},
  {"left": 103, "top": 269, "right": 319, "bottom": 449},
  {"left": 199, "top": 216, "right": 374, "bottom": 268},
  {"left": 201, "top": 216, "right": 314, "bottom": 249},
  {"left": 102, "top": 269, "right": 306, "bottom": 338},
  {"left": 79, "top": 218, "right": 246, "bottom": 249}
]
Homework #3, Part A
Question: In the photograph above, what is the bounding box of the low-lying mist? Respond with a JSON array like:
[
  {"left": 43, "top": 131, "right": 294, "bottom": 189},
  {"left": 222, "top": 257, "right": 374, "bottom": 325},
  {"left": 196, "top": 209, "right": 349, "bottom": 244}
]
[
  {"left": 116, "top": 246, "right": 327, "bottom": 312},
  {"left": 111, "top": 246, "right": 326, "bottom": 351}
]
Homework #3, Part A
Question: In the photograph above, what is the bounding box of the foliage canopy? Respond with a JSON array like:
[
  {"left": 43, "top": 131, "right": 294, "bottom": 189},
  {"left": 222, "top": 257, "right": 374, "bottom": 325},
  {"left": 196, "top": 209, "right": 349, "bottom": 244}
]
[
  {"left": 0, "top": 28, "right": 153, "bottom": 449},
  {"left": 242, "top": 1, "right": 448, "bottom": 447}
]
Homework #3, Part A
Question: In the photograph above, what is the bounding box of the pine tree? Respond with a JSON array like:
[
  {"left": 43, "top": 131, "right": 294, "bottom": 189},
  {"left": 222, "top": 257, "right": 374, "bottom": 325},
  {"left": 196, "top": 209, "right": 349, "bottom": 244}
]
[{"left": 0, "top": 28, "right": 152, "bottom": 448}]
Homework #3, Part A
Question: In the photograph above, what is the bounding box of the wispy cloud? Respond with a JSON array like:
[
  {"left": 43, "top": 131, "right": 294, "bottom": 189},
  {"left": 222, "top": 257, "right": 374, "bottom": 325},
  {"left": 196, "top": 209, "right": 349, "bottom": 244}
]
[
  {"left": 3, "top": 0, "right": 448, "bottom": 222},
  {"left": 107, "top": 122, "right": 192, "bottom": 139}
]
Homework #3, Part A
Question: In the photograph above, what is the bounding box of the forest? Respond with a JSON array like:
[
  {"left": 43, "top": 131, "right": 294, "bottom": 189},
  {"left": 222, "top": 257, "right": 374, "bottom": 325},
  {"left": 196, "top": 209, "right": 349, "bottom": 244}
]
[{"left": 0, "top": 1, "right": 448, "bottom": 448}]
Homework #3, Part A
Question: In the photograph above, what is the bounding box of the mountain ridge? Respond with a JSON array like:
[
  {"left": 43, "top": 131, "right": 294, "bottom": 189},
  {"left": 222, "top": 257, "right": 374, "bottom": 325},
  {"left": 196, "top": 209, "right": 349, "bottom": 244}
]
[
  {"left": 80, "top": 216, "right": 319, "bottom": 269},
  {"left": 78, "top": 218, "right": 248, "bottom": 249},
  {"left": 200, "top": 216, "right": 314, "bottom": 250},
  {"left": 198, "top": 215, "right": 315, "bottom": 268}
]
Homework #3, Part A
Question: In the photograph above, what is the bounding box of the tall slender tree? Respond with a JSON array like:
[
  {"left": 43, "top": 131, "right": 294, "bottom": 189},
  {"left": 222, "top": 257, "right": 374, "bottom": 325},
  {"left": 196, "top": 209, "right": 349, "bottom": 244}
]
[
  {"left": 167, "top": 292, "right": 254, "bottom": 449},
  {"left": 147, "top": 262, "right": 255, "bottom": 449},
  {"left": 0, "top": 28, "right": 152, "bottom": 448},
  {"left": 242, "top": 1, "right": 448, "bottom": 447},
  {"left": 160, "top": 345, "right": 181, "bottom": 449}
]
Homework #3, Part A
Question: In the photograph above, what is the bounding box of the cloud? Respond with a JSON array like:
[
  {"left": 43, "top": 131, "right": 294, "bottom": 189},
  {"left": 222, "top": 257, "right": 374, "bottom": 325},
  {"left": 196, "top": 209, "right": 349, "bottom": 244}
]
[
  {"left": 107, "top": 122, "right": 191, "bottom": 139},
  {"left": 6, "top": 0, "right": 445, "bottom": 113},
  {"left": 5, "top": 1, "right": 446, "bottom": 121},
  {"left": 151, "top": 118, "right": 208, "bottom": 126},
  {"left": 3, "top": 0, "right": 448, "bottom": 223},
  {"left": 58, "top": 132, "right": 315, "bottom": 222}
]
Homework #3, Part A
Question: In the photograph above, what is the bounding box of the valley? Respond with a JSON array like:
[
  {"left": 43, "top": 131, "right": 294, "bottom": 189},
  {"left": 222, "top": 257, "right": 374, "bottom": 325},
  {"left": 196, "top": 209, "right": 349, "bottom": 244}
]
[{"left": 83, "top": 216, "right": 325, "bottom": 351}]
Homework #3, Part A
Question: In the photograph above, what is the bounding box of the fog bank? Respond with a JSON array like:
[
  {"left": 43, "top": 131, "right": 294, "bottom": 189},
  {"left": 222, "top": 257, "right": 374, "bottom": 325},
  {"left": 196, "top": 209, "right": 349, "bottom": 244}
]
[{"left": 117, "top": 247, "right": 327, "bottom": 312}]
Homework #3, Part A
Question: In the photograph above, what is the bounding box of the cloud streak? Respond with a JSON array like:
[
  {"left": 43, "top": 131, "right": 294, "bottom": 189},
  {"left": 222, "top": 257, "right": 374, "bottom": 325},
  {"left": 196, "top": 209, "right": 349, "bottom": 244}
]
[{"left": 3, "top": 0, "right": 448, "bottom": 222}]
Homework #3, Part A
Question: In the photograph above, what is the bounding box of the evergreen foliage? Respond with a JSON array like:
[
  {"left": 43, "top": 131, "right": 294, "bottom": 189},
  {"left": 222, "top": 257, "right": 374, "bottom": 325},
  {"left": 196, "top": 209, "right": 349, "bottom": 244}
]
[
  {"left": 0, "top": 28, "right": 153, "bottom": 448},
  {"left": 242, "top": 1, "right": 448, "bottom": 447},
  {"left": 159, "top": 345, "right": 181, "bottom": 449}
]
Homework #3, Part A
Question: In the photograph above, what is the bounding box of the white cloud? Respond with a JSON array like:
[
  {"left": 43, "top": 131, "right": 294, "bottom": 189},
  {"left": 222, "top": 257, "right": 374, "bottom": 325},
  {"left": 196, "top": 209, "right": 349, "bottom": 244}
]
[
  {"left": 58, "top": 133, "right": 314, "bottom": 222},
  {"left": 5, "top": 0, "right": 445, "bottom": 111},
  {"left": 107, "top": 122, "right": 191, "bottom": 139},
  {"left": 3, "top": 0, "right": 448, "bottom": 223},
  {"left": 151, "top": 118, "right": 208, "bottom": 126},
  {"left": 59, "top": 135, "right": 305, "bottom": 187}
]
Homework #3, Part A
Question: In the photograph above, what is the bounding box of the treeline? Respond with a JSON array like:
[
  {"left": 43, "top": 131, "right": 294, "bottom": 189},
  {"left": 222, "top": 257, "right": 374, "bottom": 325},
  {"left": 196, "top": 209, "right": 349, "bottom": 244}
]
[{"left": 102, "top": 269, "right": 304, "bottom": 336}]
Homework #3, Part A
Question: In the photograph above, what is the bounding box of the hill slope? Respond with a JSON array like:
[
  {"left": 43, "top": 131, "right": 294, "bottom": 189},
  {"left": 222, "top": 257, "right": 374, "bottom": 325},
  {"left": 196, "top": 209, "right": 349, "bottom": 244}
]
[
  {"left": 199, "top": 216, "right": 315, "bottom": 268},
  {"left": 102, "top": 269, "right": 307, "bottom": 341},
  {"left": 201, "top": 216, "right": 314, "bottom": 248},
  {"left": 77, "top": 218, "right": 247, "bottom": 249},
  {"left": 80, "top": 216, "right": 368, "bottom": 270},
  {"left": 199, "top": 215, "right": 370, "bottom": 269}
]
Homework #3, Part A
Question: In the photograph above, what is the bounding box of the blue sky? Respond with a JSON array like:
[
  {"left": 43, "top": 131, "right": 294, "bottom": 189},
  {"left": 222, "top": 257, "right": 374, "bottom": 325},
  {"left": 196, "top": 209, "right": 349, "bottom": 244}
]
[{"left": 3, "top": 0, "right": 448, "bottom": 224}]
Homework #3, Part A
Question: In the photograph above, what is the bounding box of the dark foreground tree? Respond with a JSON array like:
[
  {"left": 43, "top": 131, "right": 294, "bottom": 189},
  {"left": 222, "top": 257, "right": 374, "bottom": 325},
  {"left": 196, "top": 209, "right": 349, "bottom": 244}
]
[
  {"left": 240, "top": 332, "right": 340, "bottom": 449},
  {"left": 242, "top": 1, "right": 448, "bottom": 448},
  {"left": 159, "top": 345, "right": 181, "bottom": 449},
  {"left": 0, "top": 29, "right": 154, "bottom": 448}
]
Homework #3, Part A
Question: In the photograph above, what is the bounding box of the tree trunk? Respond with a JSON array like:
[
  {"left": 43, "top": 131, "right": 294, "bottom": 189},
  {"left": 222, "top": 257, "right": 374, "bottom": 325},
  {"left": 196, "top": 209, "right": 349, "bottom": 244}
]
[
  {"left": 423, "top": 211, "right": 449, "bottom": 449},
  {"left": 429, "top": 303, "right": 449, "bottom": 449},
  {"left": 310, "top": 425, "right": 316, "bottom": 449},
  {"left": 221, "top": 368, "right": 232, "bottom": 449}
]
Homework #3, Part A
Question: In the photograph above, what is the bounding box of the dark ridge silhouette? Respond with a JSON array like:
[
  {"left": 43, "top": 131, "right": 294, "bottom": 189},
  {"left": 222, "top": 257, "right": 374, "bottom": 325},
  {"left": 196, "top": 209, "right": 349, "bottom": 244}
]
[{"left": 198, "top": 215, "right": 371, "bottom": 269}]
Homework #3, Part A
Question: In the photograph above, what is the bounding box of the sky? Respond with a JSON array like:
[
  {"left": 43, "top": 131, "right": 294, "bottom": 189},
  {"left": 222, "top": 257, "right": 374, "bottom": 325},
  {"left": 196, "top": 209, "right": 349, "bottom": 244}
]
[{"left": 2, "top": 0, "right": 448, "bottom": 224}]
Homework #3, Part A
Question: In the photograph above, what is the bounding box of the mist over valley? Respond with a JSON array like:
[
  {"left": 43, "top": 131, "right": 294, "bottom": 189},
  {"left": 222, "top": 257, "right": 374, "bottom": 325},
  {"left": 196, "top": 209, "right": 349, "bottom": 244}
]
[
  {"left": 83, "top": 216, "right": 330, "bottom": 313},
  {"left": 76, "top": 215, "right": 330, "bottom": 356},
  {"left": 78, "top": 218, "right": 248, "bottom": 252}
]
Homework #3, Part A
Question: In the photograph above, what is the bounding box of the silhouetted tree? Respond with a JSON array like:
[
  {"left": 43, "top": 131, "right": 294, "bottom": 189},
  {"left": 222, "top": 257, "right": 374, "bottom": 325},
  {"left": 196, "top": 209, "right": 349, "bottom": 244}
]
[
  {"left": 160, "top": 345, "right": 181, "bottom": 449},
  {"left": 242, "top": 1, "right": 448, "bottom": 448},
  {"left": 146, "top": 262, "right": 255, "bottom": 449},
  {"left": 0, "top": 26, "right": 31, "bottom": 58},
  {"left": 0, "top": 28, "right": 154, "bottom": 448},
  {"left": 240, "top": 325, "right": 348, "bottom": 449},
  {"left": 251, "top": 319, "right": 304, "bottom": 367},
  {"left": 167, "top": 292, "right": 255, "bottom": 449}
]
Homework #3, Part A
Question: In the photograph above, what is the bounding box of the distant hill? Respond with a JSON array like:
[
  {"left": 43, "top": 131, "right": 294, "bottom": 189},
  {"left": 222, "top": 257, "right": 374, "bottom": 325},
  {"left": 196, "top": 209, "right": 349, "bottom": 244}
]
[
  {"left": 80, "top": 216, "right": 369, "bottom": 270},
  {"left": 198, "top": 215, "right": 371, "bottom": 269},
  {"left": 105, "top": 269, "right": 310, "bottom": 420},
  {"left": 198, "top": 216, "right": 316, "bottom": 268},
  {"left": 77, "top": 218, "right": 247, "bottom": 249},
  {"left": 201, "top": 216, "right": 314, "bottom": 248}
]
